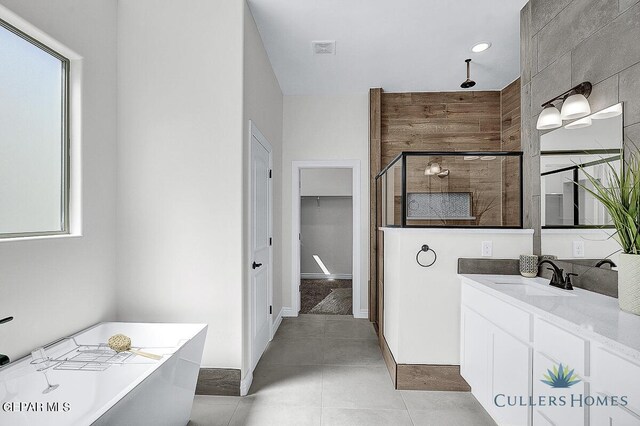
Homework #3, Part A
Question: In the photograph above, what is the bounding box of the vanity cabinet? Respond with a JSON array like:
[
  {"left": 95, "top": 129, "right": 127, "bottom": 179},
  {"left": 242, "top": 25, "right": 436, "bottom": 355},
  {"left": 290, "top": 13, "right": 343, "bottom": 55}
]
[
  {"left": 461, "top": 286, "right": 532, "bottom": 426},
  {"left": 460, "top": 275, "right": 640, "bottom": 426}
]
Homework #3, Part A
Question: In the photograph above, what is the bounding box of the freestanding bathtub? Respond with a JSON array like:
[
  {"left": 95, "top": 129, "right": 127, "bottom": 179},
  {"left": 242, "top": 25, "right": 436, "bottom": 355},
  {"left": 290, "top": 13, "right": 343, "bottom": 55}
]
[{"left": 0, "top": 322, "right": 207, "bottom": 426}]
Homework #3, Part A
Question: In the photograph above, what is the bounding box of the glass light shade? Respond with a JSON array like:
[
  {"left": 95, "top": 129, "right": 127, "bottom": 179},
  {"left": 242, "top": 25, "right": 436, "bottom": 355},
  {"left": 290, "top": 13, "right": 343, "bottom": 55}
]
[
  {"left": 560, "top": 94, "right": 591, "bottom": 120},
  {"left": 471, "top": 42, "right": 491, "bottom": 53},
  {"left": 537, "top": 106, "right": 562, "bottom": 130},
  {"left": 564, "top": 116, "right": 592, "bottom": 129},
  {"left": 430, "top": 163, "right": 441, "bottom": 173},
  {"left": 591, "top": 103, "right": 623, "bottom": 120}
]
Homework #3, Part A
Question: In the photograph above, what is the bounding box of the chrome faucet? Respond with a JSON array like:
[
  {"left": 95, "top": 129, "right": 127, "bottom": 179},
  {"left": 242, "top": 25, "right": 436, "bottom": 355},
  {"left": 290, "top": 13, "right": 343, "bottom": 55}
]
[
  {"left": 538, "top": 260, "right": 575, "bottom": 290},
  {"left": 1, "top": 316, "right": 13, "bottom": 366},
  {"left": 595, "top": 259, "right": 617, "bottom": 268}
]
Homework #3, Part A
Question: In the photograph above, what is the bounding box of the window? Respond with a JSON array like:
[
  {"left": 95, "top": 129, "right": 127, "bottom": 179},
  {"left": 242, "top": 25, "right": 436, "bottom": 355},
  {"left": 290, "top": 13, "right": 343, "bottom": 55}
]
[{"left": 0, "top": 19, "right": 70, "bottom": 238}]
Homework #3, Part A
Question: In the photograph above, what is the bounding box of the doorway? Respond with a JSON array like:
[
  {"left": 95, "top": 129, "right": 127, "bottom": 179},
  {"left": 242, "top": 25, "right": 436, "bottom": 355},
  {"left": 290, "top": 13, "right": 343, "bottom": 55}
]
[{"left": 291, "top": 160, "right": 362, "bottom": 318}]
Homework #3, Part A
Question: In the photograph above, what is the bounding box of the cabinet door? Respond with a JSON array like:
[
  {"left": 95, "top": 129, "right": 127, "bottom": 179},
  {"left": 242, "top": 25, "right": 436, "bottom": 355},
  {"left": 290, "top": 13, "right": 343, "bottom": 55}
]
[
  {"left": 592, "top": 404, "right": 640, "bottom": 426},
  {"left": 489, "top": 326, "right": 532, "bottom": 426},
  {"left": 533, "top": 351, "right": 586, "bottom": 426},
  {"left": 592, "top": 347, "right": 640, "bottom": 423},
  {"left": 461, "top": 306, "right": 490, "bottom": 407}
]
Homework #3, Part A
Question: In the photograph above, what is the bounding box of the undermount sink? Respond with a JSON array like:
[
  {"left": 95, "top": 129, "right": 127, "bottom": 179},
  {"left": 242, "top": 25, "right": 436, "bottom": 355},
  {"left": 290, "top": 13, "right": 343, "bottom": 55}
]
[{"left": 485, "top": 276, "right": 576, "bottom": 297}]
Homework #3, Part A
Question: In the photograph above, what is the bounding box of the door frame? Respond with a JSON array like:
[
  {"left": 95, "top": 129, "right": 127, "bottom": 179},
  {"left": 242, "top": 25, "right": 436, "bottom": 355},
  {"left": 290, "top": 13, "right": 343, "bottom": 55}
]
[
  {"left": 249, "top": 121, "right": 274, "bottom": 372},
  {"left": 291, "top": 160, "right": 364, "bottom": 318}
]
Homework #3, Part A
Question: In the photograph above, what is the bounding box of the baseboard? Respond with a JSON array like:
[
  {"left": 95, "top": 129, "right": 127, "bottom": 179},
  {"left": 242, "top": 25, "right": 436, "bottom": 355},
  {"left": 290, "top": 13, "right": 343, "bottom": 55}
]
[
  {"left": 354, "top": 309, "right": 369, "bottom": 319},
  {"left": 240, "top": 370, "right": 253, "bottom": 397},
  {"left": 271, "top": 307, "right": 283, "bottom": 339},
  {"left": 196, "top": 368, "right": 241, "bottom": 396},
  {"left": 281, "top": 307, "right": 297, "bottom": 317},
  {"left": 300, "top": 273, "right": 353, "bottom": 280},
  {"left": 396, "top": 364, "right": 471, "bottom": 392}
]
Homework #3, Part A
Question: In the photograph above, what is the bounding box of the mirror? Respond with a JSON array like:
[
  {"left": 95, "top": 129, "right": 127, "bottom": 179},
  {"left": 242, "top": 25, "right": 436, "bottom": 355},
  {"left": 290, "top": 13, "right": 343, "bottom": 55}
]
[{"left": 539, "top": 103, "right": 623, "bottom": 263}]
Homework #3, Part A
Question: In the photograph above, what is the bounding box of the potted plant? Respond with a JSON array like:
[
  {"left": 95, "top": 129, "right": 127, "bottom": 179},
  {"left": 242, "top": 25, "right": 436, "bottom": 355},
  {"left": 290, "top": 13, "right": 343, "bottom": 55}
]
[{"left": 579, "top": 155, "right": 640, "bottom": 315}]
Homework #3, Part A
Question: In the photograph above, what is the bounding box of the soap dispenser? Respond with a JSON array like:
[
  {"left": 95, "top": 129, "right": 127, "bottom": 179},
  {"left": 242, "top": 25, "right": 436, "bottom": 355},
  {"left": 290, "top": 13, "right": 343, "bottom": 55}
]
[{"left": 0, "top": 316, "right": 14, "bottom": 366}]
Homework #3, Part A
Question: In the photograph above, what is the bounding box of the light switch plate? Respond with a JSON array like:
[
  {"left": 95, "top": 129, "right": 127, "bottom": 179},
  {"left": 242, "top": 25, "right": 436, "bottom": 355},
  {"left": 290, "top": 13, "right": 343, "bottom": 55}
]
[
  {"left": 481, "top": 241, "right": 493, "bottom": 257},
  {"left": 573, "top": 241, "right": 585, "bottom": 257}
]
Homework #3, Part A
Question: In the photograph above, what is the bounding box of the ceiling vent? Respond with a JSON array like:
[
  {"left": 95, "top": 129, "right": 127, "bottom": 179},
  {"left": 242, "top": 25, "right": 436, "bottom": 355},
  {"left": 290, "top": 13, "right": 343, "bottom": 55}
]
[{"left": 312, "top": 41, "right": 336, "bottom": 55}]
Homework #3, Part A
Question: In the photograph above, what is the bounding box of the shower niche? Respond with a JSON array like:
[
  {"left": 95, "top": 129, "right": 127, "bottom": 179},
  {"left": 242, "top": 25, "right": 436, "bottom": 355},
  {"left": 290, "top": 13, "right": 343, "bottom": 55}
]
[{"left": 376, "top": 151, "right": 523, "bottom": 228}]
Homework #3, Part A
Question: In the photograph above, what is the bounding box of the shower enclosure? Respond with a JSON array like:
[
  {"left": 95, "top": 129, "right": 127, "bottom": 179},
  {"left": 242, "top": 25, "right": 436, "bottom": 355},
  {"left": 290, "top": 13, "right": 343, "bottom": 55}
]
[{"left": 376, "top": 152, "right": 523, "bottom": 228}]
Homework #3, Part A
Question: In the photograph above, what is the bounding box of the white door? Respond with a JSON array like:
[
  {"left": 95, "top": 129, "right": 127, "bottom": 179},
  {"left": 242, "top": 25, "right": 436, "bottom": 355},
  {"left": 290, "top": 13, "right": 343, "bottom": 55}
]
[{"left": 250, "top": 124, "right": 272, "bottom": 371}]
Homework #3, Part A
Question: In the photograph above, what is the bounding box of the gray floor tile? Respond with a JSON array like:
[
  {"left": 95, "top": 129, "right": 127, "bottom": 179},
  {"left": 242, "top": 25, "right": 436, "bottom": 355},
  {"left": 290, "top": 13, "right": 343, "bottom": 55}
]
[
  {"left": 321, "top": 407, "right": 413, "bottom": 426},
  {"left": 322, "top": 338, "right": 384, "bottom": 366},
  {"left": 190, "top": 317, "right": 496, "bottom": 425},
  {"left": 324, "top": 318, "right": 377, "bottom": 339},
  {"left": 408, "top": 408, "right": 497, "bottom": 426},
  {"left": 400, "top": 390, "right": 485, "bottom": 411},
  {"left": 324, "top": 314, "right": 355, "bottom": 321},
  {"left": 274, "top": 318, "right": 326, "bottom": 339},
  {"left": 248, "top": 365, "right": 323, "bottom": 407},
  {"left": 321, "top": 366, "right": 405, "bottom": 410},
  {"left": 229, "top": 400, "right": 321, "bottom": 426},
  {"left": 402, "top": 391, "right": 497, "bottom": 426},
  {"left": 189, "top": 396, "right": 239, "bottom": 426},
  {"left": 259, "top": 337, "right": 324, "bottom": 366}
]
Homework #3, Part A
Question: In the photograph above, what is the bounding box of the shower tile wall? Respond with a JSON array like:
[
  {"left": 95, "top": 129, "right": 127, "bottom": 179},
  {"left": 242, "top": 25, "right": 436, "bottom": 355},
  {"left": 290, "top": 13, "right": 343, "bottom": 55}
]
[{"left": 520, "top": 0, "right": 640, "bottom": 253}]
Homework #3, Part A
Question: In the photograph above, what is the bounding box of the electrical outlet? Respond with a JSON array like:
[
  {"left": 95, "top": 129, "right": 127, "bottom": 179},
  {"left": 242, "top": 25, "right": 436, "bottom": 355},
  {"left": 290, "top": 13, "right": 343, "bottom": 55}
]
[
  {"left": 481, "top": 241, "right": 493, "bottom": 257},
  {"left": 573, "top": 241, "right": 585, "bottom": 258}
]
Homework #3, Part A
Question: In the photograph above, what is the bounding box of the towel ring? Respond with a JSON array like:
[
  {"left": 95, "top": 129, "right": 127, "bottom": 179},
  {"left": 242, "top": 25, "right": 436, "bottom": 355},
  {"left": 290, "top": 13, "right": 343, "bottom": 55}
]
[{"left": 416, "top": 244, "right": 437, "bottom": 268}]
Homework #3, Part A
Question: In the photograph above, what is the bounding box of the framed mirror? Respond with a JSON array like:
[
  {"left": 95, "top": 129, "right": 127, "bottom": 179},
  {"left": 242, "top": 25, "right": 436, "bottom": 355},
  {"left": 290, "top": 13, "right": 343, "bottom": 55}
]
[
  {"left": 539, "top": 103, "right": 623, "bottom": 265},
  {"left": 540, "top": 103, "right": 623, "bottom": 229}
]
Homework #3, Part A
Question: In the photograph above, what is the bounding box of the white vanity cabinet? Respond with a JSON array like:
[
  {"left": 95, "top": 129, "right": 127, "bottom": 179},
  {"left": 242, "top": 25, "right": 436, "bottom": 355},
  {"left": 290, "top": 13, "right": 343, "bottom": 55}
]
[
  {"left": 461, "top": 285, "right": 532, "bottom": 426},
  {"left": 459, "top": 274, "right": 640, "bottom": 426},
  {"left": 591, "top": 347, "right": 640, "bottom": 425}
]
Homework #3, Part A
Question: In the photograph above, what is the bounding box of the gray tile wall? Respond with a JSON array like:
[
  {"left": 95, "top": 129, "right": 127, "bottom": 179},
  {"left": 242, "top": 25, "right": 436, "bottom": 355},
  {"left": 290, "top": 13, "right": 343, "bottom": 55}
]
[{"left": 521, "top": 0, "right": 640, "bottom": 253}]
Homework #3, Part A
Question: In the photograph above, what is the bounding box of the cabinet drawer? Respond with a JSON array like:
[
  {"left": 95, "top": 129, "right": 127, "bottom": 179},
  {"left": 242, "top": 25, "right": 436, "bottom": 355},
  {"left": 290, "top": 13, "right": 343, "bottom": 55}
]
[
  {"left": 462, "top": 283, "right": 531, "bottom": 342},
  {"left": 592, "top": 347, "right": 640, "bottom": 416},
  {"left": 534, "top": 318, "right": 587, "bottom": 373}
]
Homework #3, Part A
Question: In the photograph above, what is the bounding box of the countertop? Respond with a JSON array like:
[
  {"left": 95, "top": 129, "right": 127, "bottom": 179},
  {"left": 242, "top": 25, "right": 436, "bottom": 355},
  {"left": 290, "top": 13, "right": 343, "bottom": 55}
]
[{"left": 458, "top": 274, "right": 640, "bottom": 362}]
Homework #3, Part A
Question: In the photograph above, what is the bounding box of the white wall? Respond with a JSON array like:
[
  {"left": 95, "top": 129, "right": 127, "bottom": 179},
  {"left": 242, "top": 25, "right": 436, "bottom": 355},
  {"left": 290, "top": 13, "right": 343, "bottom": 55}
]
[
  {"left": 300, "top": 197, "right": 353, "bottom": 276},
  {"left": 301, "top": 168, "right": 353, "bottom": 196},
  {"left": 282, "top": 95, "right": 369, "bottom": 315},
  {"left": 0, "top": 0, "right": 118, "bottom": 361},
  {"left": 242, "top": 2, "right": 283, "bottom": 378},
  {"left": 383, "top": 228, "right": 534, "bottom": 364},
  {"left": 541, "top": 229, "right": 621, "bottom": 265},
  {"left": 116, "top": 0, "right": 245, "bottom": 369}
]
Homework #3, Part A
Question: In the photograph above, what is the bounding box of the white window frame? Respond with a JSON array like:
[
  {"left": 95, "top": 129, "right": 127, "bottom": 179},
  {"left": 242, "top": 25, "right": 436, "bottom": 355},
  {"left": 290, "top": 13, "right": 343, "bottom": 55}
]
[{"left": 0, "top": 5, "right": 83, "bottom": 241}]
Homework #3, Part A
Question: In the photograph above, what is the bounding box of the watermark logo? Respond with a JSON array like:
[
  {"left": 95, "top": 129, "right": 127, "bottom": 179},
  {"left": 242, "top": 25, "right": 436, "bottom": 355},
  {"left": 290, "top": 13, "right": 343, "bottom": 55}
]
[{"left": 540, "top": 363, "right": 581, "bottom": 388}]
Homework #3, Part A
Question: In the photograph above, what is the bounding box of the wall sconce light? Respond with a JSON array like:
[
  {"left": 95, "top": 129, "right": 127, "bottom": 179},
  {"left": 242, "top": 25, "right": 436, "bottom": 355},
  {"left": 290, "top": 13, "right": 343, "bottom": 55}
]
[
  {"left": 424, "top": 162, "right": 449, "bottom": 178},
  {"left": 536, "top": 82, "right": 592, "bottom": 130}
]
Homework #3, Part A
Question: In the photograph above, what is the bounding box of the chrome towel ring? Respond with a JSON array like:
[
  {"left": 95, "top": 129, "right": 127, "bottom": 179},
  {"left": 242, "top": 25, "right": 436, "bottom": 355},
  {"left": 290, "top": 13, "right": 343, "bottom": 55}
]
[{"left": 416, "top": 244, "right": 437, "bottom": 268}]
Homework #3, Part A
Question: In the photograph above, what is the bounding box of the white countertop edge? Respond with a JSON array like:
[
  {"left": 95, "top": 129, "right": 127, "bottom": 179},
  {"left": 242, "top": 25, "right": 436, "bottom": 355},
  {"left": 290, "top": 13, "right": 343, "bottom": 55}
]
[
  {"left": 458, "top": 274, "right": 640, "bottom": 363},
  {"left": 380, "top": 227, "right": 534, "bottom": 235}
]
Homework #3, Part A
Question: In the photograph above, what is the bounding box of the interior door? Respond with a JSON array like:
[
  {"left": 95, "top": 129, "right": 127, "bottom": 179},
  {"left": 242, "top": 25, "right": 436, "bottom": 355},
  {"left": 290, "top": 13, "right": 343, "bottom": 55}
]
[{"left": 251, "top": 127, "right": 272, "bottom": 371}]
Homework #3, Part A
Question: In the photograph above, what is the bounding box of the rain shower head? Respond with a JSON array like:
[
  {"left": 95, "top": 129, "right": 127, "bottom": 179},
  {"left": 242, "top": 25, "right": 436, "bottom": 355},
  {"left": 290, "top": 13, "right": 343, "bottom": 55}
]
[{"left": 460, "top": 59, "right": 476, "bottom": 89}]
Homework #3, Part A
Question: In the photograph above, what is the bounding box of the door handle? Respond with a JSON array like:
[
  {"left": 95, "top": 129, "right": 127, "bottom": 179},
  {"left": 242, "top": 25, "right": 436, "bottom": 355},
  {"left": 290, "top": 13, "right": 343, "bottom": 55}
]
[{"left": 252, "top": 262, "right": 263, "bottom": 269}]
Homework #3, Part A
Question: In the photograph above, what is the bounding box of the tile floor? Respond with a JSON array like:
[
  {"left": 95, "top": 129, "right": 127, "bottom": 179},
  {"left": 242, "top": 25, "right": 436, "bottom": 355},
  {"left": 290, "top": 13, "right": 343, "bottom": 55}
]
[{"left": 189, "top": 315, "right": 496, "bottom": 426}]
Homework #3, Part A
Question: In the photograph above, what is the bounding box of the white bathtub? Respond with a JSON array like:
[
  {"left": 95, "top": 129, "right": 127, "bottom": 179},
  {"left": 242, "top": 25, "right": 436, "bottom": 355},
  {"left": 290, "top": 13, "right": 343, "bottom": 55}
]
[{"left": 0, "top": 322, "right": 207, "bottom": 426}]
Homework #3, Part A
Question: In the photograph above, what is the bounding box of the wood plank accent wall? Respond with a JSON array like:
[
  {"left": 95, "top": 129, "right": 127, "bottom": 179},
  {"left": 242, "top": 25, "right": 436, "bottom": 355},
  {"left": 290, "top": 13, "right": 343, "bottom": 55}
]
[{"left": 380, "top": 91, "right": 502, "bottom": 167}]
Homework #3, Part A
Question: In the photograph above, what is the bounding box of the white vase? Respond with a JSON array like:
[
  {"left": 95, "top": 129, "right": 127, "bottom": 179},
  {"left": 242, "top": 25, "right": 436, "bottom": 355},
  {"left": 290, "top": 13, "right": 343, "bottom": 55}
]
[{"left": 618, "top": 253, "right": 640, "bottom": 315}]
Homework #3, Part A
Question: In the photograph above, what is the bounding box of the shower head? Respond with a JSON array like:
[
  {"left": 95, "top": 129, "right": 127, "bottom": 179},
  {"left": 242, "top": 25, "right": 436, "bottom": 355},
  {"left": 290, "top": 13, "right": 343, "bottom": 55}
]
[{"left": 460, "top": 59, "right": 476, "bottom": 89}]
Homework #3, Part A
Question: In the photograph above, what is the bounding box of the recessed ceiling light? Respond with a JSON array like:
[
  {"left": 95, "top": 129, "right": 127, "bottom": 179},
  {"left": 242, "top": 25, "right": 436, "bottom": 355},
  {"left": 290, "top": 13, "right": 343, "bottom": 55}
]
[{"left": 471, "top": 42, "right": 491, "bottom": 53}]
